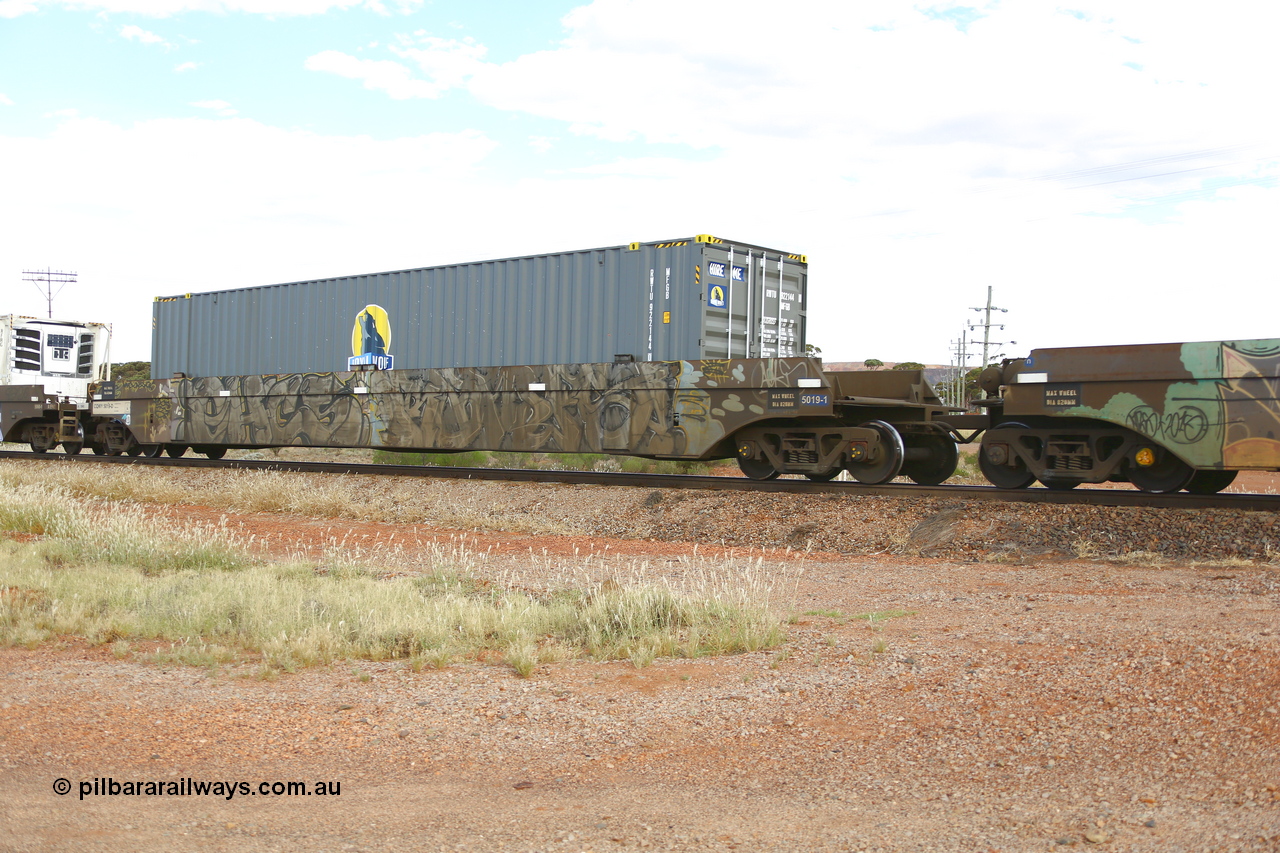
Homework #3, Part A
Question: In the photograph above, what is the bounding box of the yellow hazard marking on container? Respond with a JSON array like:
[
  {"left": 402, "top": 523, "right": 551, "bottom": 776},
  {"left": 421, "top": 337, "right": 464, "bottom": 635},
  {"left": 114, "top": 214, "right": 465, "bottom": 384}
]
[
  {"left": 787, "top": 253, "right": 807, "bottom": 263},
  {"left": 663, "top": 311, "right": 670, "bottom": 324},
  {"left": 695, "top": 265, "right": 701, "bottom": 285},
  {"left": 654, "top": 241, "right": 689, "bottom": 248},
  {"left": 695, "top": 234, "right": 723, "bottom": 244},
  {"left": 628, "top": 242, "right": 640, "bottom": 250}
]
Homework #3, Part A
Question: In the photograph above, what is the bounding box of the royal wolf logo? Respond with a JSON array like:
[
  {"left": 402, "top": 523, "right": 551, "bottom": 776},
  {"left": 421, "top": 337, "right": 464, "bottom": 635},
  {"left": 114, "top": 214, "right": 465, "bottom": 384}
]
[{"left": 348, "top": 304, "right": 394, "bottom": 370}]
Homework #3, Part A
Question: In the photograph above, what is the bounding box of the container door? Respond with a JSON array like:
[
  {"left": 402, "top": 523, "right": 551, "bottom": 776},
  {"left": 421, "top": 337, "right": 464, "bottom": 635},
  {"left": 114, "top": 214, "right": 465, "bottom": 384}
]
[
  {"left": 700, "top": 247, "right": 752, "bottom": 359},
  {"left": 754, "top": 254, "right": 805, "bottom": 358}
]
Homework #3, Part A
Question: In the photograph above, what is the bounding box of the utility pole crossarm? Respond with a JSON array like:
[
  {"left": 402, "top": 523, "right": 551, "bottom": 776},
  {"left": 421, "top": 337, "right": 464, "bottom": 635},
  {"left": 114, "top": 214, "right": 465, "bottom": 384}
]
[
  {"left": 21, "top": 268, "right": 77, "bottom": 318},
  {"left": 968, "top": 285, "right": 1014, "bottom": 368}
]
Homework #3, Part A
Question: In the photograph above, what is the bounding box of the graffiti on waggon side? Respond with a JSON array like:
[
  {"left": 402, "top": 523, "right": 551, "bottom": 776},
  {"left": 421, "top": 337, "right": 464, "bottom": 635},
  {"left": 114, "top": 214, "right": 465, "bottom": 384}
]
[
  {"left": 1043, "top": 339, "right": 1280, "bottom": 469},
  {"left": 127, "top": 358, "right": 827, "bottom": 459},
  {"left": 1204, "top": 340, "right": 1280, "bottom": 467}
]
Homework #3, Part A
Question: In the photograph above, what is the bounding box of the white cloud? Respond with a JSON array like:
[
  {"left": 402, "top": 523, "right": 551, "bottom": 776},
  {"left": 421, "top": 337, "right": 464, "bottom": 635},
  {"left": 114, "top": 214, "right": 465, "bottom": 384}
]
[
  {"left": 303, "top": 50, "right": 444, "bottom": 99},
  {"left": 119, "top": 24, "right": 171, "bottom": 48},
  {"left": 0, "top": 0, "right": 38, "bottom": 17},
  {"left": 387, "top": 34, "right": 486, "bottom": 90},
  {"left": 1, "top": 0, "right": 421, "bottom": 16},
  {"left": 190, "top": 99, "right": 237, "bottom": 116},
  {"left": 0, "top": 116, "right": 500, "bottom": 358},
  {"left": 317, "top": 1, "right": 1276, "bottom": 210},
  {"left": 174, "top": 61, "right": 199, "bottom": 73},
  {"left": 0, "top": 93, "right": 13, "bottom": 106},
  {"left": 304, "top": 36, "right": 486, "bottom": 100},
  {"left": 2, "top": 0, "right": 1277, "bottom": 366}
]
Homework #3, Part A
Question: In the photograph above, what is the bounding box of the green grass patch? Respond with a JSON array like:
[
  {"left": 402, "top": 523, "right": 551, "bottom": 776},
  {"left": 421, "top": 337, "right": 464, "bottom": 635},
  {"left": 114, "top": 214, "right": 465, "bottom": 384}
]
[{"left": 851, "top": 609, "right": 916, "bottom": 626}]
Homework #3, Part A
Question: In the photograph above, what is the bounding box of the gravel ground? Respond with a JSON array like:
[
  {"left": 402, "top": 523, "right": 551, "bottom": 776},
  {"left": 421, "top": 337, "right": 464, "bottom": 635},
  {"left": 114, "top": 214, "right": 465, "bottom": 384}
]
[{"left": 1, "top": 470, "right": 1278, "bottom": 852}]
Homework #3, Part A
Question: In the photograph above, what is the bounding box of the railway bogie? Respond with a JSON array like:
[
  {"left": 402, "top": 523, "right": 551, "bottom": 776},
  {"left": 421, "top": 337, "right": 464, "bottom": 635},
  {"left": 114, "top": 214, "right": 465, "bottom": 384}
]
[{"left": 979, "top": 338, "right": 1280, "bottom": 494}]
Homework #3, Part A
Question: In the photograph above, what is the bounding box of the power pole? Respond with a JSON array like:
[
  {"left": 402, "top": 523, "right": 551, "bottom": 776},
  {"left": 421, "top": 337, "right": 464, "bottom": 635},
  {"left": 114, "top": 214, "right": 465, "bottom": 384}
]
[
  {"left": 22, "top": 268, "right": 77, "bottom": 318},
  {"left": 948, "top": 330, "right": 969, "bottom": 407},
  {"left": 969, "top": 285, "right": 1015, "bottom": 367}
]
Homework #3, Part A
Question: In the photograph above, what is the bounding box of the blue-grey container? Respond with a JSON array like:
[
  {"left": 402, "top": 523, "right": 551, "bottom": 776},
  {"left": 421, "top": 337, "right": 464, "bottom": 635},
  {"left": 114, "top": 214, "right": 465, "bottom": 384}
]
[{"left": 151, "top": 235, "right": 807, "bottom": 379}]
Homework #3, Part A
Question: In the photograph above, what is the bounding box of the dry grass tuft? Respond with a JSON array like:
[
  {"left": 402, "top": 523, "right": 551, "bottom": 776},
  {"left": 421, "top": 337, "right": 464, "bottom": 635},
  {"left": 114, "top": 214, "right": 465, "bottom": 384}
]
[
  {"left": 0, "top": 478, "right": 788, "bottom": 674},
  {"left": 0, "top": 462, "right": 578, "bottom": 536}
]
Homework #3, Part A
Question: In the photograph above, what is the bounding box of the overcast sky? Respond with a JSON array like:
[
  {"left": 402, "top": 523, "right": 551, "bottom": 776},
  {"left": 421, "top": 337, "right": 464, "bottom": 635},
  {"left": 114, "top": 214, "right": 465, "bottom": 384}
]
[{"left": 1, "top": 0, "right": 1276, "bottom": 366}]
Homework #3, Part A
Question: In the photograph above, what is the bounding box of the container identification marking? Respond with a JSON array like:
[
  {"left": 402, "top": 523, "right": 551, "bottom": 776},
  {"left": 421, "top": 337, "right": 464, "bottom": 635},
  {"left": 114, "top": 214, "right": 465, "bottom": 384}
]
[
  {"left": 708, "top": 262, "right": 726, "bottom": 278},
  {"left": 731, "top": 266, "right": 745, "bottom": 282},
  {"left": 93, "top": 400, "right": 131, "bottom": 416},
  {"left": 708, "top": 284, "right": 726, "bottom": 309},
  {"left": 800, "top": 393, "right": 829, "bottom": 406}
]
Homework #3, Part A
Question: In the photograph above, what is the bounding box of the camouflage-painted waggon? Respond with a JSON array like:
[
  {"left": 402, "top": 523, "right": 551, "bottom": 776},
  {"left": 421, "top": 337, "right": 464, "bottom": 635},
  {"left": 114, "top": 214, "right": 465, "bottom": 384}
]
[
  {"left": 15, "top": 335, "right": 1279, "bottom": 496},
  {"left": 977, "top": 339, "right": 1280, "bottom": 493},
  {"left": 88, "top": 357, "right": 963, "bottom": 484}
]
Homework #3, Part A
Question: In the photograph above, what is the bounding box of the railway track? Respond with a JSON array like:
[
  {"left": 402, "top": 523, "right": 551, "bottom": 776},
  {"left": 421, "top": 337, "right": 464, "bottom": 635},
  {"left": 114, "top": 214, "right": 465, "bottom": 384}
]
[{"left": 3, "top": 449, "right": 1278, "bottom": 512}]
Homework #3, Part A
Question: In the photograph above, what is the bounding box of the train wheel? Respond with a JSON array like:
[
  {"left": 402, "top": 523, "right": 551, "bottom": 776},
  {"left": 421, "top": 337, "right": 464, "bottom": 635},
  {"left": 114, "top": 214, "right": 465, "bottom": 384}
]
[
  {"left": 846, "top": 421, "right": 905, "bottom": 485},
  {"left": 738, "top": 455, "right": 780, "bottom": 480},
  {"left": 901, "top": 433, "right": 959, "bottom": 486},
  {"left": 202, "top": 448, "right": 227, "bottom": 461},
  {"left": 1128, "top": 449, "right": 1194, "bottom": 494},
  {"left": 62, "top": 442, "right": 83, "bottom": 456},
  {"left": 1184, "top": 469, "right": 1237, "bottom": 495},
  {"left": 978, "top": 423, "right": 1036, "bottom": 490},
  {"left": 29, "top": 442, "right": 48, "bottom": 454},
  {"left": 805, "top": 468, "right": 842, "bottom": 482},
  {"left": 139, "top": 444, "right": 164, "bottom": 458},
  {"left": 166, "top": 445, "right": 189, "bottom": 458}
]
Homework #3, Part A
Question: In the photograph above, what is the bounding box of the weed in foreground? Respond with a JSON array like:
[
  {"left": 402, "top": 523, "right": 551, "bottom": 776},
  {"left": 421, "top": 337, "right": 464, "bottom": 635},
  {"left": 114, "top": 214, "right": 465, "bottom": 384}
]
[{"left": 851, "top": 609, "right": 915, "bottom": 629}]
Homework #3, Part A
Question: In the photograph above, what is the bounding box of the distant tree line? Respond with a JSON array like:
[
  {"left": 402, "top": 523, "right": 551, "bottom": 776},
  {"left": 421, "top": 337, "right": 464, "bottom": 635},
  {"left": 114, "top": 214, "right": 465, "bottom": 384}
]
[
  {"left": 862, "top": 359, "right": 926, "bottom": 371},
  {"left": 111, "top": 362, "right": 151, "bottom": 382}
]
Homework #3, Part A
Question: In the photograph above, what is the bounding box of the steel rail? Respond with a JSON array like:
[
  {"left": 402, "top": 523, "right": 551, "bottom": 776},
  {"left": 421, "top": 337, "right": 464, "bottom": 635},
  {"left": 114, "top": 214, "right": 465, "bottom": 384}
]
[{"left": 2, "top": 450, "right": 1277, "bottom": 512}]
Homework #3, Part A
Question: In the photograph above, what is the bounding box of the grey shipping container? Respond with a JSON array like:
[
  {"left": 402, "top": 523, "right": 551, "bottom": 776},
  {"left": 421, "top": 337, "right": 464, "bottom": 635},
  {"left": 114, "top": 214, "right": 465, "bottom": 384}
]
[{"left": 151, "top": 235, "right": 807, "bottom": 379}]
